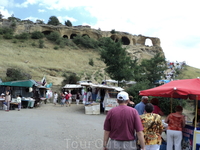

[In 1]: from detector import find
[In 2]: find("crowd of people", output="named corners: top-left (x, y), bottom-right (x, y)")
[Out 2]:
top-left (103, 91), bottom-right (186, 150)
top-left (52, 90), bottom-right (83, 107)
top-left (165, 61), bottom-right (186, 81)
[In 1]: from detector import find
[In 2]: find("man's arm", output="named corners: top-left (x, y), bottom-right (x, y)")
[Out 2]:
top-left (136, 131), bottom-right (145, 150)
top-left (103, 130), bottom-right (110, 149)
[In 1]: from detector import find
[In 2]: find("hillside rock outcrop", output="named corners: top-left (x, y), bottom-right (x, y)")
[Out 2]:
top-left (0, 19), bottom-right (164, 60)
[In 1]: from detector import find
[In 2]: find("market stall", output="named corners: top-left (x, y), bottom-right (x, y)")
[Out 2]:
top-left (0, 79), bottom-right (46, 109)
top-left (80, 83), bottom-right (124, 114)
top-left (63, 84), bottom-right (84, 103)
top-left (139, 78), bottom-right (200, 150)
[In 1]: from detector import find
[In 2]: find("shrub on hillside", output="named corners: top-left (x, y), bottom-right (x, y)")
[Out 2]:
top-left (31, 42), bottom-right (36, 46)
top-left (6, 68), bottom-right (31, 81)
top-left (0, 27), bottom-right (14, 35)
top-left (15, 32), bottom-right (30, 40)
top-left (46, 31), bottom-right (60, 41)
top-left (89, 58), bottom-right (94, 66)
top-left (3, 33), bottom-right (13, 39)
top-left (62, 73), bottom-right (80, 86)
top-left (38, 39), bottom-right (44, 48)
top-left (54, 46), bottom-right (59, 50)
top-left (31, 31), bottom-right (44, 39)
top-left (55, 38), bottom-right (76, 48)
top-left (72, 35), bottom-right (98, 49)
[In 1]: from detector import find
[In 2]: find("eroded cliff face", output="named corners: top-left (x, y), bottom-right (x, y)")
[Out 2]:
top-left (0, 20), bottom-right (164, 60)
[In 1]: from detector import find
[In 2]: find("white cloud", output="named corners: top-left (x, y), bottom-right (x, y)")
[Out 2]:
top-left (16, 0), bottom-right (37, 8)
top-left (0, 0), bottom-right (15, 7)
top-left (24, 16), bottom-right (41, 22)
top-left (0, 6), bottom-right (13, 18)
top-left (38, 9), bottom-right (45, 13)
top-left (57, 16), bottom-right (77, 24)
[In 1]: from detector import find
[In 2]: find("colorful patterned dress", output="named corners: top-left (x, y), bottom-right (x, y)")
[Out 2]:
top-left (140, 113), bottom-right (164, 145)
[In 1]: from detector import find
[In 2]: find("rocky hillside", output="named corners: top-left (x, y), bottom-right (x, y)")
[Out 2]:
top-left (0, 22), bottom-right (166, 85)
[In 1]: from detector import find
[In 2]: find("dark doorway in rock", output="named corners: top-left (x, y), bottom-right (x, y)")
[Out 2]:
top-left (42, 31), bottom-right (52, 35)
top-left (70, 34), bottom-right (77, 39)
top-left (63, 35), bottom-right (68, 38)
top-left (121, 36), bottom-right (130, 45)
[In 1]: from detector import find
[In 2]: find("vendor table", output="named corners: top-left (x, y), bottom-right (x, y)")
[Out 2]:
top-left (10, 102), bottom-right (18, 110)
top-left (182, 124), bottom-right (200, 150)
top-left (85, 103), bottom-right (100, 114)
top-left (0, 98), bottom-right (5, 109)
top-left (21, 98), bottom-right (35, 108)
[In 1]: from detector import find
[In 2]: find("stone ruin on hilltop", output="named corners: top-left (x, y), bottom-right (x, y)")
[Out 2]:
top-left (0, 19), bottom-right (164, 60)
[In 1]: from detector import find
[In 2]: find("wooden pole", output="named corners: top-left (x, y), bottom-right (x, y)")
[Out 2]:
top-left (195, 95), bottom-right (198, 129)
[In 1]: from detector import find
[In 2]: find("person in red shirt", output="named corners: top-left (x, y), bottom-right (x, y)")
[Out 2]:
top-left (150, 98), bottom-right (164, 116)
top-left (103, 91), bottom-right (145, 150)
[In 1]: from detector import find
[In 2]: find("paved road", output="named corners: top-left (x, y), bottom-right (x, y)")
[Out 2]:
top-left (0, 103), bottom-right (106, 150)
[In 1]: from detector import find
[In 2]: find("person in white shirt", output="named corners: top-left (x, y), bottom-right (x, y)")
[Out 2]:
top-left (53, 92), bottom-right (58, 105)
top-left (16, 95), bottom-right (22, 111)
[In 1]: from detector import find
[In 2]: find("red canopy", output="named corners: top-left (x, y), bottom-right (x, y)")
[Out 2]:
top-left (139, 78), bottom-right (200, 100)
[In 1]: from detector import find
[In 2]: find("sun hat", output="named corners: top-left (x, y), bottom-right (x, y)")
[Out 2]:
top-left (117, 91), bottom-right (129, 101)
top-left (64, 92), bottom-right (68, 94)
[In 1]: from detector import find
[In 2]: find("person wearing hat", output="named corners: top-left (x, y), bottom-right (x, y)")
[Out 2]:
top-left (103, 91), bottom-right (145, 150)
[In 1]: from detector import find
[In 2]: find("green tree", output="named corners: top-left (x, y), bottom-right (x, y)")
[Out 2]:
top-left (65, 20), bottom-right (72, 27)
top-left (47, 16), bottom-right (60, 26)
top-left (99, 38), bottom-right (134, 86)
top-left (61, 73), bottom-right (80, 86)
top-left (72, 35), bottom-right (98, 48)
top-left (5, 68), bottom-right (31, 81)
top-left (36, 19), bottom-right (44, 24)
top-left (8, 14), bottom-right (21, 22)
top-left (0, 12), bottom-right (4, 20)
top-left (126, 79), bottom-right (151, 103)
top-left (111, 29), bottom-right (116, 34)
top-left (46, 31), bottom-right (60, 41)
top-left (31, 31), bottom-right (44, 39)
top-left (139, 53), bottom-right (167, 87)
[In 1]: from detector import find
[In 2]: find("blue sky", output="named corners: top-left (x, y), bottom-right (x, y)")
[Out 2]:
top-left (1, 0), bottom-right (200, 69)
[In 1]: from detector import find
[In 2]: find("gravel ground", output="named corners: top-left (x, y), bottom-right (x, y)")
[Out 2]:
top-left (0, 103), bottom-right (106, 150)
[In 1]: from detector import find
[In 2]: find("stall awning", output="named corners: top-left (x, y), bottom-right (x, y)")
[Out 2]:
top-left (63, 84), bottom-right (83, 89)
top-left (0, 79), bottom-right (38, 87)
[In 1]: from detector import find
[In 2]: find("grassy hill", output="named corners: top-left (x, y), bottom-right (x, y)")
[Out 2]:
top-left (0, 38), bottom-right (107, 85)
top-left (176, 65), bottom-right (200, 79)
top-left (0, 37), bottom-right (200, 87)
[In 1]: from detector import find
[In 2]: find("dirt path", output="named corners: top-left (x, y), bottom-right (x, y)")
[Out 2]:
top-left (0, 102), bottom-right (194, 150)
top-left (0, 103), bottom-right (106, 150)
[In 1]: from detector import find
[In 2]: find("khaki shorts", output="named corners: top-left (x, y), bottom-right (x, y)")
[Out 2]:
top-left (107, 139), bottom-right (137, 150)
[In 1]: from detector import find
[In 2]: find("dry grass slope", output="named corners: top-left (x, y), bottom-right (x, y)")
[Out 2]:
top-left (0, 37), bottom-right (200, 86)
top-left (0, 38), bottom-right (106, 85)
